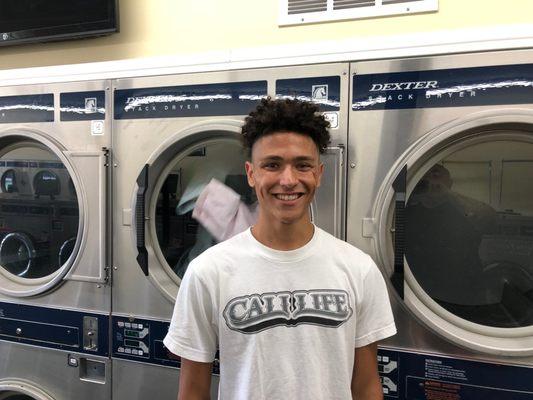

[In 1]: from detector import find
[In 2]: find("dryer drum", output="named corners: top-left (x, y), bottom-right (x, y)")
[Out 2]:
top-left (58, 237), bottom-right (76, 267)
top-left (0, 232), bottom-right (48, 278)
top-left (0, 393), bottom-right (37, 399)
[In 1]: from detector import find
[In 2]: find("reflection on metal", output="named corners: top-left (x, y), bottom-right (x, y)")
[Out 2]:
top-left (351, 96), bottom-right (386, 110)
top-left (124, 95), bottom-right (232, 111)
top-left (275, 94), bottom-right (341, 108)
top-left (33, 170), bottom-right (60, 198)
top-left (426, 80), bottom-right (533, 98)
top-left (0, 232), bottom-right (36, 278)
top-left (0, 104), bottom-right (54, 112)
top-left (0, 169), bottom-right (17, 193)
top-left (58, 106), bottom-right (106, 115)
top-left (58, 237), bottom-right (76, 267)
top-left (124, 94), bottom-right (269, 111)
top-left (238, 95), bottom-right (268, 101)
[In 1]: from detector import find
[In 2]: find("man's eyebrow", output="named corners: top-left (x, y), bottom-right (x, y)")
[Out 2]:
top-left (260, 155), bottom-right (283, 161)
top-left (260, 155), bottom-right (316, 161)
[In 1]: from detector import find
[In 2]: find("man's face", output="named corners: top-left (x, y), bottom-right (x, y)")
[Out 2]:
top-left (245, 131), bottom-right (323, 226)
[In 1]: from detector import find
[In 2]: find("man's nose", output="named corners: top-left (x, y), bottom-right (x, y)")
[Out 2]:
top-left (279, 165), bottom-right (297, 187)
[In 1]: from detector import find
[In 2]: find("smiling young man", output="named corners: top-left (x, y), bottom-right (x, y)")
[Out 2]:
top-left (164, 98), bottom-right (396, 400)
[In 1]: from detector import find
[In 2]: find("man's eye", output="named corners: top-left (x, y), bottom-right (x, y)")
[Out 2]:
top-left (263, 162), bottom-right (279, 169)
top-left (297, 163), bottom-right (312, 170)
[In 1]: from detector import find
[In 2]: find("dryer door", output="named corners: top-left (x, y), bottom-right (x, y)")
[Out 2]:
top-left (0, 132), bottom-right (99, 297)
top-left (132, 126), bottom-right (345, 302)
top-left (0, 381), bottom-right (53, 400)
top-left (376, 125), bottom-right (533, 355)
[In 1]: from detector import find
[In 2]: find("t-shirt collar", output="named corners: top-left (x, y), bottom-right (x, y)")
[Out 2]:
top-left (245, 225), bottom-right (320, 263)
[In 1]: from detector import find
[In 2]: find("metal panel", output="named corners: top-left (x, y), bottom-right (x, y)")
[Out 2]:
top-left (347, 50), bottom-right (533, 367)
top-left (112, 62), bottom-right (349, 319)
top-left (64, 151), bottom-right (107, 283)
top-left (111, 63), bottom-right (349, 400)
top-left (0, 79), bottom-right (111, 341)
top-left (112, 358), bottom-right (220, 400)
top-left (0, 341), bottom-right (111, 400)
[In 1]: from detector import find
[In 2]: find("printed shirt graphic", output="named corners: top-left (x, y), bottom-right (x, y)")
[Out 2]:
top-left (223, 289), bottom-right (353, 334)
top-left (163, 227), bottom-right (396, 400)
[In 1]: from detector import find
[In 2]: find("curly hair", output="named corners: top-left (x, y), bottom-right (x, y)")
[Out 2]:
top-left (241, 97), bottom-right (330, 155)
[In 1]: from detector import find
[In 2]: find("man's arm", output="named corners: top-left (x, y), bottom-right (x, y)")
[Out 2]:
top-left (351, 342), bottom-right (383, 400)
top-left (177, 358), bottom-right (213, 400)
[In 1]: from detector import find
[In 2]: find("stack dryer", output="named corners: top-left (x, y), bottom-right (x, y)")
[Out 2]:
top-left (0, 81), bottom-right (111, 400)
top-left (111, 64), bottom-right (349, 399)
top-left (348, 50), bottom-right (533, 398)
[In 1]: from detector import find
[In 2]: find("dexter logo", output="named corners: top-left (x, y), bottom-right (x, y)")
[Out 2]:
top-left (369, 81), bottom-right (438, 91)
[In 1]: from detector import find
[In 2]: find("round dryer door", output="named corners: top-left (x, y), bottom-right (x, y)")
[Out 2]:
top-left (378, 127), bottom-right (533, 355)
top-left (0, 137), bottom-right (80, 296)
top-left (151, 136), bottom-right (253, 281)
top-left (137, 124), bottom-right (342, 302)
top-left (0, 381), bottom-right (53, 400)
top-left (0, 394), bottom-right (40, 400)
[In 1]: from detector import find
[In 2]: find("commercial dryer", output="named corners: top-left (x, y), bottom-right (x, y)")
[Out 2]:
top-left (0, 81), bottom-right (111, 399)
top-left (348, 50), bottom-right (533, 399)
top-left (111, 64), bottom-right (349, 399)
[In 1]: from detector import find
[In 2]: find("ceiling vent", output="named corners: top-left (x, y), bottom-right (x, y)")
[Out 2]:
top-left (279, 0), bottom-right (438, 25)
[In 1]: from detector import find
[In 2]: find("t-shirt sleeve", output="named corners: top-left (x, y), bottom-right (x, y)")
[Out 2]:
top-left (163, 261), bottom-right (218, 363)
top-left (354, 256), bottom-right (397, 348)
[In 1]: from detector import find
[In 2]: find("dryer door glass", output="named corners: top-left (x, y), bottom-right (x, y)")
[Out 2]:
top-left (0, 144), bottom-right (79, 279)
top-left (0, 394), bottom-right (36, 400)
top-left (405, 140), bottom-right (533, 328)
top-left (155, 138), bottom-right (254, 279)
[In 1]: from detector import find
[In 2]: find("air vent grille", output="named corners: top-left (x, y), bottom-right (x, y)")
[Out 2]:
top-left (280, 0), bottom-right (438, 25)
top-left (382, 0), bottom-right (423, 4)
top-left (288, 0), bottom-right (328, 15)
top-left (334, 1), bottom-right (376, 11)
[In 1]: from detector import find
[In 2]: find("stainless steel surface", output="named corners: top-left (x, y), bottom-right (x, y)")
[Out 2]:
top-left (112, 63), bottom-right (349, 319)
top-left (312, 145), bottom-right (346, 240)
top-left (111, 64), bottom-right (349, 398)
top-left (112, 358), bottom-right (219, 400)
top-left (0, 80), bottom-right (111, 305)
top-left (347, 49), bottom-right (533, 365)
top-left (0, 341), bottom-right (110, 400)
top-left (0, 81), bottom-right (111, 399)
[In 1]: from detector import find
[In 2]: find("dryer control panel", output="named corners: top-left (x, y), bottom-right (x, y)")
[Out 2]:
top-left (0, 301), bottom-right (109, 356)
top-left (378, 347), bottom-right (533, 399)
top-left (112, 316), bottom-right (220, 375)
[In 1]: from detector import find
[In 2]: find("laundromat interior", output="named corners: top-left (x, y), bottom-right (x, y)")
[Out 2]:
top-left (1, 1), bottom-right (533, 399)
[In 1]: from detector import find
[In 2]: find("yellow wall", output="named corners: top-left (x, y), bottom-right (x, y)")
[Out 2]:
top-left (0, 0), bottom-right (532, 70)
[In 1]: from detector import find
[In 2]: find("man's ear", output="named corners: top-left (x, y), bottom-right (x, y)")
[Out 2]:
top-left (245, 161), bottom-right (255, 187)
top-left (316, 162), bottom-right (324, 188)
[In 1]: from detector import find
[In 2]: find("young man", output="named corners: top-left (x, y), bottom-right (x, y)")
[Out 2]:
top-left (164, 98), bottom-right (396, 400)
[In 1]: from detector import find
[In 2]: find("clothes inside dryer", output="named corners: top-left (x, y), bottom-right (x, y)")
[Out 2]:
top-left (0, 143), bottom-right (79, 279)
top-left (404, 139), bottom-right (533, 328)
top-left (154, 138), bottom-right (254, 279)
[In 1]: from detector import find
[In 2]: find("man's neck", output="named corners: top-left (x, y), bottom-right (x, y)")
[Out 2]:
top-left (251, 216), bottom-right (315, 251)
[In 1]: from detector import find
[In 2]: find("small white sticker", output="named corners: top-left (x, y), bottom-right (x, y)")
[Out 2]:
top-left (85, 97), bottom-right (97, 113)
top-left (91, 120), bottom-right (105, 135)
top-left (312, 84), bottom-right (328, 101)
top-left (323, 111), bottom-right (339, 129)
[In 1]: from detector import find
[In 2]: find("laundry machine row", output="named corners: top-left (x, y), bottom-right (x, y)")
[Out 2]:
top-left (2, 50), bottom-right (533, 400)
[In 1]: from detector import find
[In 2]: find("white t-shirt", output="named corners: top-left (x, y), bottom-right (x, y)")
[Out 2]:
top-left (164, 227), bottom-right (396, 400)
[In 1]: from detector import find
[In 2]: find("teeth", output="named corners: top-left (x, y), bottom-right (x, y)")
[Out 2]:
top-left (276, 194), bottom-right (299, 201)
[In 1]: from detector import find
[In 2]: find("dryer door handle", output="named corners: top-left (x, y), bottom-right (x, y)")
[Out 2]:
top-left (135, 164), bottom-right (149, 276)
top-left (391, 165), bottom-right (407, 299)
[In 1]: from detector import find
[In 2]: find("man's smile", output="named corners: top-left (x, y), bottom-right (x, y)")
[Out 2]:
top-left (273, 193), bottom-right (304, 201)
